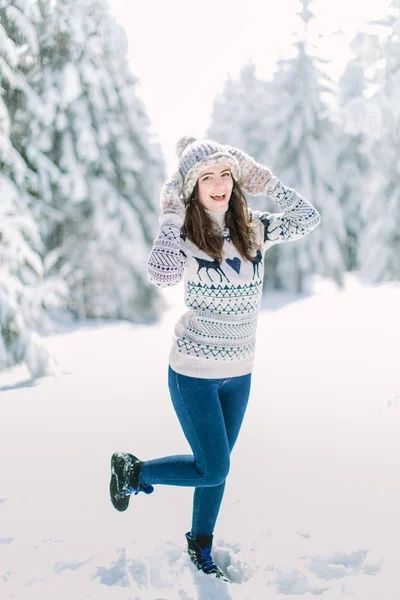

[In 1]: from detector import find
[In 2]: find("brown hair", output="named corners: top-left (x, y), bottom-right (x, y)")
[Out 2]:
top-left (182, 177), bottom-right (261, 263)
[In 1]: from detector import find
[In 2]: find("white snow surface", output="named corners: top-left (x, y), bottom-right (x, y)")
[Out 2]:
top-left (0, 273), bottom-right (399, 600)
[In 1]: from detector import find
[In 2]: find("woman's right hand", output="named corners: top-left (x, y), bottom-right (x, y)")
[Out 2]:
top-left (159, 171), bottom-right (186, 219)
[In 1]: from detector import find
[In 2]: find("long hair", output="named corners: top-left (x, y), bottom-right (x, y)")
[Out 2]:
top-left (182, 177), bottom-right (261, 263)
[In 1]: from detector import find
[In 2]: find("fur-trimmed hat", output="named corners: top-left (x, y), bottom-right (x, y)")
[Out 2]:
top-left (176, 136), bottom-right (241, 199)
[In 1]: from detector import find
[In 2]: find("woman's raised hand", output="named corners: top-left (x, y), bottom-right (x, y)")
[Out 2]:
top-left (226, 145), bottom-right (272, 196)
top-left (159, 171), bottom-right (186, 220)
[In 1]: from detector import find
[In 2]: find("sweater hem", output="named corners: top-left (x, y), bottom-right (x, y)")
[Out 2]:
top-left (169, 348), bottom-right (254, 379)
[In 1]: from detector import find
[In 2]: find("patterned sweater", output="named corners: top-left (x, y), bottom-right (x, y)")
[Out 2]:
top-left (147, 176), bottom-right (321, 379)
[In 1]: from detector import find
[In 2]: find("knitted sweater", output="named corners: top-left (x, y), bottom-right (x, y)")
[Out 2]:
top-left (147, 176), bottom-right (321, 379)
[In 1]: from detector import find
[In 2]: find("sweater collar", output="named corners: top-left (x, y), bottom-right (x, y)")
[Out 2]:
top-left (204, 206), bottom-right (228, 229)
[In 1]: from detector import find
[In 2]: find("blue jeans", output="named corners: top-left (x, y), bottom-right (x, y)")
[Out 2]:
top-left (139, 365), bottom-right (252, 537)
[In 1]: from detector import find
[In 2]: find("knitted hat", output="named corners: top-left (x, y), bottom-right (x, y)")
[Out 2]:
top-left (176, 135), bottom-right (241, 199)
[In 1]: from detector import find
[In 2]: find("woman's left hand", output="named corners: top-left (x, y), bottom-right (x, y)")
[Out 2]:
top-left (226, 145), bottom-right (273, 196)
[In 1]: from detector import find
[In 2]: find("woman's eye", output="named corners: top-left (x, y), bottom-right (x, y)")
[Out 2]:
top-left (202, 173), bottom-right (230, 181)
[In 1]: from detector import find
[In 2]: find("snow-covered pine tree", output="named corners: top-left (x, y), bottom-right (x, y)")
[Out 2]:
top-left (337, 56), bottom-right (369, 272)
top-left (349, 1), bottom-right (400, 283)
top-left (208, 61), bottom-right (273, 165)
top-left (267, 0), bottom-right (347, 292)
top-left (35, 0), bottom-right (165, 321)
top-left (0, 0), bottom-right (65, 376)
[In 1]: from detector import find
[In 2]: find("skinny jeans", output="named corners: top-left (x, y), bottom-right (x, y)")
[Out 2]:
top-left (139, 365), bottom-right (252, 536)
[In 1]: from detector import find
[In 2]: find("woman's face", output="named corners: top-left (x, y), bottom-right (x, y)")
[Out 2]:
top-left (197, 164), bottom-right (233, 212)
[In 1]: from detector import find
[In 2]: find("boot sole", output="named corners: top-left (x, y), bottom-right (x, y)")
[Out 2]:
top-left (110, 453), bottom-right (130, 512)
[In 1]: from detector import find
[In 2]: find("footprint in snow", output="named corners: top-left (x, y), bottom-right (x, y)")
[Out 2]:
top-left (269, 567), bottom-right (330, 595)
top-left (300, 549), bottom-right (382, 580)
top-left (53, 557), bottom-right (93, 574)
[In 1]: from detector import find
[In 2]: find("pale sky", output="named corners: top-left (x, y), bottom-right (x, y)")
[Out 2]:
top-left (108, 0), bottom-right (391, 174)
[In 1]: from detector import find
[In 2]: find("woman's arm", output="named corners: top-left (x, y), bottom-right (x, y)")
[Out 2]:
top-left (226, 145), bottom-right (321, 246)
top-left (146, 172), bottom-right (187, 287)
top-left (253, 176), bottom-right (321, 247)
top-left (146, 213), bottom-right (186, 287)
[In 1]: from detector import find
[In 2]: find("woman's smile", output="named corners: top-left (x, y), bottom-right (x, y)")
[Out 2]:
top-left (210, 192), bottom-right (227, 201)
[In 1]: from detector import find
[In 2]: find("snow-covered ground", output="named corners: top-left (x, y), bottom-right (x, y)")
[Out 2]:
top-left (1, 274), bottom-right (399, 600)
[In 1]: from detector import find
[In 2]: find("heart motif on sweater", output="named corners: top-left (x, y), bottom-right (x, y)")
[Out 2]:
top-left (226, 257), bottom-right (241, 274)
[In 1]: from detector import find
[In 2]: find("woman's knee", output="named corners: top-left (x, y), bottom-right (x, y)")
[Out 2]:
top-left (196, 456), bottom-right (230, 486)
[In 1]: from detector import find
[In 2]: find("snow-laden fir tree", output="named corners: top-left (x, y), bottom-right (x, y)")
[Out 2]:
top-left (208, 61), bottom-right (274, 165)
top-left (35, 0), bottom-right (165, 321)
top-left (1, 0), bottom-right (166, 376)
top-left (267, 0), bottom-right (347, 292)
top-left (348, 1), bottom-right (400, 283)
top-left (0, 0), bottom-right (66, 376)
top-left (336, 55), bottom-right (370, 273)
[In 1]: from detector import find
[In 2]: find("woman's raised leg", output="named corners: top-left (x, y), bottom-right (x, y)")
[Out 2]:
top-left (139, 366), bottom-right (231, 488)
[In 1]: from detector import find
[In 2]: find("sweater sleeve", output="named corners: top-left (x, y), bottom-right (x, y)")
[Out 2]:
top-left (250, 176), bottom-right (321, 249)
top-left (146, 212), bottom-right (187, 287)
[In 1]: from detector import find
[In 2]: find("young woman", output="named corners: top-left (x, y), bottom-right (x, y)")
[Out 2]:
top-left (110, 136), bottom-right (321, 582)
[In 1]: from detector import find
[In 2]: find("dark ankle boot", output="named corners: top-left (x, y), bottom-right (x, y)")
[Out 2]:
top-left (110, 452), bottom-right (154, 512)
top-left (185, 531), bottom-right (229, 582)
